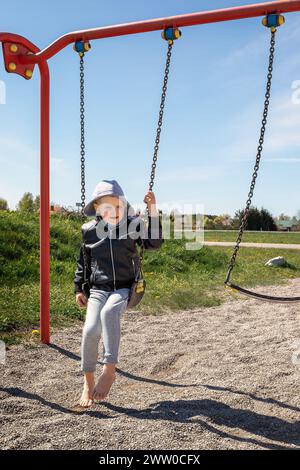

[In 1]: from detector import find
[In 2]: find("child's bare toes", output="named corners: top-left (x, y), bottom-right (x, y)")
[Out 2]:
top-left (79, 397), bottom-right (93, 408)
top-left (93, 371), bottom-right (116, 401)
top-left (79, 384), bottom-right (94, 408)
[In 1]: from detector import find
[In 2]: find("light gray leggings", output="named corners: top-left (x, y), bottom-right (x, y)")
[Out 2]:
top-left (80, 287), bottom-right (130, 372)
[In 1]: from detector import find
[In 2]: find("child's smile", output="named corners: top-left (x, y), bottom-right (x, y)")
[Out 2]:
top-left (93, 195), bottom-right (126, 225)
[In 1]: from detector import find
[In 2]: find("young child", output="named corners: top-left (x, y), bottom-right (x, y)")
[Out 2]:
top-left (74, 179), bottom-right (164, 407)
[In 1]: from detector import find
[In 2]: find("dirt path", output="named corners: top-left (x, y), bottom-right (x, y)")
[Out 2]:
top-left (1, 279), bottom-right (300, 450)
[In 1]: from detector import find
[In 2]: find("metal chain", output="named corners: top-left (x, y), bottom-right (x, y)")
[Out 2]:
top-left (148, 41), bottom-right (173, 195)
top-left (139, 41), bottom-right (174, 269)
top-left (225, 30), bottom-right (276, 284)
top-left (78, 53), bottom-right (90, 287)
top-left (80, 55), bottom-right (87, 221)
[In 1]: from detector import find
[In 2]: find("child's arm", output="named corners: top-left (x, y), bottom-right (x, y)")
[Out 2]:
top-left (74, 222), bottom-right (92, 295)
top-left (136, 191), bottom-right (164, 250)
top-left (74, 243), bottom-right (88, 308)
top-left (74, 243), bottom-right (85, 294)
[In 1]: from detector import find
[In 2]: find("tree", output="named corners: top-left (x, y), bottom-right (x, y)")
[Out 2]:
top-left (0, 198), bottom-right (8, 211)
top-left (33, 195), bottom-right (40, 212)
top-left (204, 216), bottom-right (215, 230)
top-left (291, 216), bottom-right (298, 224)
top-left (215, 214), bottom-right (234, 229)
top-left (233, 206), bottom-right (276, 231)
top-left (16, 192), bottom-right (34, 212)
top-left (278, 213), bottom-right (290, 221)
top-left (260, 207), bottom-right (277, 231)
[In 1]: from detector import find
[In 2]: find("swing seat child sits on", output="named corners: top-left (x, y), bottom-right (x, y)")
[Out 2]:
top-left (74, 179), bottom-right (164, 408)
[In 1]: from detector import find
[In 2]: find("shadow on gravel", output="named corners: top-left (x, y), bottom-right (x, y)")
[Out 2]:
top-left (203, 384), bottom-right (300, 413)
top-left (1, 387), bottom-right (299, 450)
top-left (104, 398), bottom-right (300, 450)
top-left (0, 387), bottom-right (110, 418)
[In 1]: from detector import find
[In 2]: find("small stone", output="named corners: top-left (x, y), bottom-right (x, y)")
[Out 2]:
top-left (265, 256), bottom-right (288, 267)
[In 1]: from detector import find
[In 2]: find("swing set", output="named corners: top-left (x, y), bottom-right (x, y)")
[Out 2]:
top-left (1, 1), bottom-right (300, 344)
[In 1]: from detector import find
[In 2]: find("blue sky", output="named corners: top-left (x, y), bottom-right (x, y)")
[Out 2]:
top-left (1, 0), bottom-right (300, 217)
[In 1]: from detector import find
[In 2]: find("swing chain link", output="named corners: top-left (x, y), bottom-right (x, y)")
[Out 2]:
top-left (148, 41), bottom-right (173, 195)
top-left (140, 41), bottom-right (174, 267)
top-left (225, 29), bottom-right (276, 284)
top-left (80, 55), bottom-right (87, 221)
top-left (78, 54), bottom-right (90, 286)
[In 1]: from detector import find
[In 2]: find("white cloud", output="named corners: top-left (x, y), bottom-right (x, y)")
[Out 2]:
top-left (50, 157), bottom-right (68, 176)
top-left (221, 32), bottom-right (266, 66)
top-left (158, 164), bottom-right (226, 183)
top-left (0, 136), bottom-right (37, 162)
top-left (264, 157), bottom-right (300, 163)
top-left (222, 91), bottom-right (300, 162)
top-left (221, 16), bottom-right (300, 67)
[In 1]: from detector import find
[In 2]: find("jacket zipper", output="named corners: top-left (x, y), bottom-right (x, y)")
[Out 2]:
top-left (109, 230), bottom-right (116, 291)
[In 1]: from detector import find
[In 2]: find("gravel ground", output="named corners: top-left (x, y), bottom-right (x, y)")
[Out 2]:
top-left (1, 278), bottom-right (300, 450)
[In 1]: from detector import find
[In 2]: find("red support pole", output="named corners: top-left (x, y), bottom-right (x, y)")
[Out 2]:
top-left (39, 61), bottom-right (50, 344)
top-left (0, 33), bottom-right (51, 344)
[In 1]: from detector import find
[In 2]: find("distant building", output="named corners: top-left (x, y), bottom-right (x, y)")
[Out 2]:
top-left (276, 220), bottom-right (299, 232)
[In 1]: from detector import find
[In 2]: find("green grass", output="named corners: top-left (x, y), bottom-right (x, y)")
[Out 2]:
top-left (1, 211), bottom-right (300, 345)
top-left (202, 230), bottom-right (300, 244)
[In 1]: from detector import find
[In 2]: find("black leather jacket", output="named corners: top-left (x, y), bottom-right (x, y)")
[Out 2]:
top-left (74, 214), bottom-right (164, 294)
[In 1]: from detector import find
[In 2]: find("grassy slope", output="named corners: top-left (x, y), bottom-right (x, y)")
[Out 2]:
top-left (199, 230), bottom-right (300, 244)
top-left (0, 211), bottom-right (299, 344)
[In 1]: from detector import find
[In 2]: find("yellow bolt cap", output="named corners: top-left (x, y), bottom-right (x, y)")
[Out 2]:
top-left (25, 69), bottom-right (33, 78)
top-left (10, 44), bottom-right (18, 53)
top-left (8, 62), bottom-right (17, 71)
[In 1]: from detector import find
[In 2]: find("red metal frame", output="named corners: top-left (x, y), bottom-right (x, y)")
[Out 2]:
top-left (1, 1), bottom-right (300, 344)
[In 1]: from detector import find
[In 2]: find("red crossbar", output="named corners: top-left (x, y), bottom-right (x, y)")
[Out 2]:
top-left (17, 0), bottom-right (300, 64)
top-left (1, 1), bottom-right (300, 344)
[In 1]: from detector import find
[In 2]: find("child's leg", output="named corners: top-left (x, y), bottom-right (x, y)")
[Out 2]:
top-left (80, 289), bottom-right (110, 372)
top-left (93, 288), bottom-right (130, 400)
top-left (100, 288), bottom-right (130, 365)
top-left (79, 289), bottom-right (110, 407)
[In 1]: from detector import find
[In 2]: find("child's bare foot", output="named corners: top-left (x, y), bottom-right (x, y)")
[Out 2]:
top-left (79, 372), bottom-right (95, 408)
top-left (93, 364), bottom-right (116, 401)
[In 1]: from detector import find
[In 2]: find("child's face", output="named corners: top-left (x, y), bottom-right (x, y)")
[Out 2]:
top-left (93, 195), bottom-right (126, 225)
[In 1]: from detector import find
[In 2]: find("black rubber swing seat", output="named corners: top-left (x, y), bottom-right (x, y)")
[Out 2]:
top-left (225, 282), bottom-right (300, 303)
top-left (224, 20), bottom-right (300, 305)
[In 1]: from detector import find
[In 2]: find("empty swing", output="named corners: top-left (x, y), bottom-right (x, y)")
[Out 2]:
top-left (224, 14), bottom-right (300, 303)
